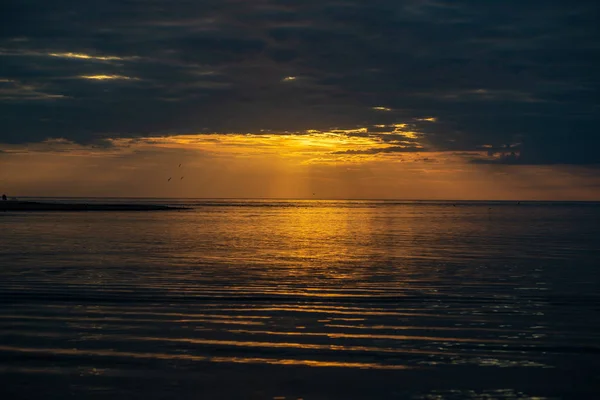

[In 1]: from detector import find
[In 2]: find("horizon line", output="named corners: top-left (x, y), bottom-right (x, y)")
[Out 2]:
top-left (11, 196), bottom-right (600, 203)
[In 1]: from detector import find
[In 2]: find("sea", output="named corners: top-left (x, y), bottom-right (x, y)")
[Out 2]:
top-left (1, 199), bottom-right (599, 399)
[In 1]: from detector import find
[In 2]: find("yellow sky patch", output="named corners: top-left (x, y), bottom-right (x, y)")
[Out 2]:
top-left (48, 52), bottom-right (125, 61)
top-left (2, 133), bottom-right (599, 200)
top-left (78, 74), bottom-right (136, 80)
top-left (113, 131), bottom-right (422, 165)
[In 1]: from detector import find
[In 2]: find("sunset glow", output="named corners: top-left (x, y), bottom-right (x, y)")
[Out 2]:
top-left (1, 2), bottom-right (599, 398)
top-left (2, 129), bottom-right (598, 200)
top-left (0, 0), bottom-right (598, 200)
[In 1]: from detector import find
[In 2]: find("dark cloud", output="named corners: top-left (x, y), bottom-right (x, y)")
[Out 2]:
top-left (1, 0), bottom-right (599, 164)
top-left (472, 134), bottom-right (600, 165)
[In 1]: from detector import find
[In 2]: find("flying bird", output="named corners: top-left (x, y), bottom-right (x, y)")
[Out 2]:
top-left (179, 164), bottom-right (181, 167)
top-left (168, 177), bottom-right (172, 182)
top-left (180, 176), bottom-right (184, 180)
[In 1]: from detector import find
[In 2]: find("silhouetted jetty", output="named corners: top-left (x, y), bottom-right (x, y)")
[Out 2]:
top-left (1, 201), bottom-right (188, 212)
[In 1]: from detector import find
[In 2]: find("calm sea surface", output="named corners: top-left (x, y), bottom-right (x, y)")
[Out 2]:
top-left (1, 200), bottom-right (599, 399)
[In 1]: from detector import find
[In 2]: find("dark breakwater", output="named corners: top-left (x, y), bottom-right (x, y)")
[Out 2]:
top-left (1, 201), bottom-right (188, 212)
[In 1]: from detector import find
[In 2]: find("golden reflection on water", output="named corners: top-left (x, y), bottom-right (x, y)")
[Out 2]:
top-left (268, 204), bottom-right (363, 273)
top-left (0, 345), bottom-right (411, 370)
top-left (225, 329), bottom-right (508, 344)
top-left (159, 201), bottom-right (430, 289)
top-left (1, 201), bottom-right (595, 396)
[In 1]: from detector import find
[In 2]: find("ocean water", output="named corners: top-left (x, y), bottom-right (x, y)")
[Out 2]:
top-left (1, 199), bottom-right (599, 399)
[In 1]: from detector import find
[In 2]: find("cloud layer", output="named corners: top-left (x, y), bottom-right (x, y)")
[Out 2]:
top-left (1, 0), bottom-right (599, 164)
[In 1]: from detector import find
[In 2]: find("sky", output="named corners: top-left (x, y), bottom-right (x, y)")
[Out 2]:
top-left (1, 0), bottom-right (599, 199)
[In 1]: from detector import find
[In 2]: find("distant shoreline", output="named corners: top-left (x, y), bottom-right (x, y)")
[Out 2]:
top-left (10, 196), bottom-right (600, 203)
top-left (1, 201), bottom-right (189, 212)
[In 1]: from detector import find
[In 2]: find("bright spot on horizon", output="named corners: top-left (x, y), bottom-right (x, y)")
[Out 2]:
top-left (282, 76), bottom-right (297, 82)
top-left (372, 106), bottom-right (392, 111)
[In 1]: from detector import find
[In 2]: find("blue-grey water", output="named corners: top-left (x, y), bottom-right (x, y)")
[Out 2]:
top-left (1, 200), bottom-right (599, 399)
